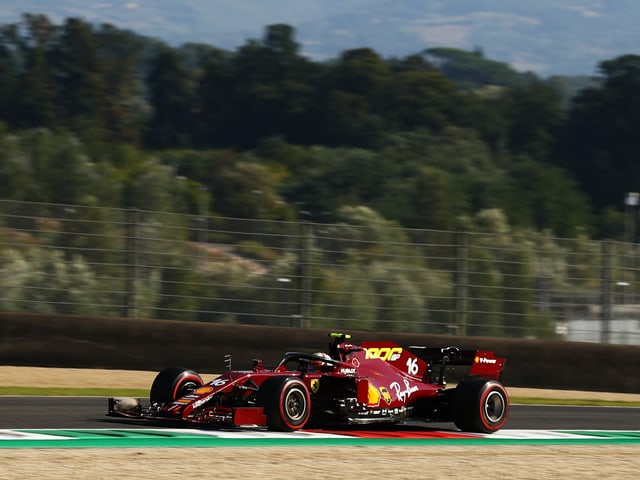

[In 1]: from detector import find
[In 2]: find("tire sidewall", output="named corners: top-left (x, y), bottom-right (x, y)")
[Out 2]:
top-left (476, 380), bottom-right (509, 432)
top-left (277, 378), bottom-right (311, 430)
top-left (259, 376), bottom-right (311, 431)
top-left (150, 367), bottom-right (203, 404)
top-left (454, 376), bottom-right (509, 433)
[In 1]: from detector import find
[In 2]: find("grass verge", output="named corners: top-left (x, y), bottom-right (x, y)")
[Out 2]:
top-left (0, 387), bottom-right (148, 397)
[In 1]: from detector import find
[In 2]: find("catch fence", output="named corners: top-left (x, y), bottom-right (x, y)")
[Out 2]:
top-left (1, 199), bottom-right (639, 344)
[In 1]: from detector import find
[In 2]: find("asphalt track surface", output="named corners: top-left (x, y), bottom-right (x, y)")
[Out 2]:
top-left (1, 396), bottom-right (640, 430)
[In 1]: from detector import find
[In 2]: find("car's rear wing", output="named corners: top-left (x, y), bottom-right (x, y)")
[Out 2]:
top-left (409, 346), bottom-right (505, 381)
top-left (328, 333), bottom-right (505, 383)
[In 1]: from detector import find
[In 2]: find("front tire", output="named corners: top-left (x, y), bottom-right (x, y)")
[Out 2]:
top-left (453, 376), bottom-right (509, 433)
top-left (150, 367), bottom-right (203, 405)
top-left (258, 376), bottom-right (311, 431)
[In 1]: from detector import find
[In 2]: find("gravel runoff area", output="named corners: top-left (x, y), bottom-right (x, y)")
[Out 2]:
top-left (2, 445), bottom-right (639, 480)
top-left (1, 366), bottom-right (639, 480)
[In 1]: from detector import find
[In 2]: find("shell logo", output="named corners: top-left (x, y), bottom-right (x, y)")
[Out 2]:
top-left (194, 386), bottom-right (214, 395)
top-left (367, 385), bottom-right (392, 406)
top-left (367, 384), bottom-right (381, 406)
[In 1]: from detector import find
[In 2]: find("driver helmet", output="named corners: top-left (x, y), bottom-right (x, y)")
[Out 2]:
top-left (312, 352), bottom-right (332, 366)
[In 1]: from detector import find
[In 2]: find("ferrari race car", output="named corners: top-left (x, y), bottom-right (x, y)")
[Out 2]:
top-left (108, 333), bottom-right (509, 433)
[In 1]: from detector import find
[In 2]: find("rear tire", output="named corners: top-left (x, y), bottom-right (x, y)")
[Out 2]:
top-left (258, 376), bottom-right (311, 431)
top-left (453, 376), bottom-right (509, 433)
top-left (150, 367), bottom-right (203, 404)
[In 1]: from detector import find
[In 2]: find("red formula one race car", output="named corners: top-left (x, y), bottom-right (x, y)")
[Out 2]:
top-left (108, 333), bottom-right (509, 433)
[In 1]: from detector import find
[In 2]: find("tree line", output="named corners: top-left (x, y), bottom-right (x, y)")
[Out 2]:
top-left (1, 14), bottom-right (640, 239)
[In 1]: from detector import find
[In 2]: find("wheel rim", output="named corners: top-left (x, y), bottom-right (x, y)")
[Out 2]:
top-left (284, 388), bottom-right (307, 421)
top-left (484, 390), bottom-right (506, 423)
top-left (178, 381), bottom-right (199, 397)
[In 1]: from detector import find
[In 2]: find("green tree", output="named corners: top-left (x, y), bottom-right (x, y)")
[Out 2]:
top-left (312, 263), bottom-right (378, 331)
top-left (53, 18), bottom-right (105, 126)
top-left (386, 70), bottom-right (459, 131)
top-left (498, 80), bottom-right (564, 161)
top-left (318, 205), bottom-right (408, 263)
top-left (0, 129), bottom-right (103, 205)
top-left (284, 147), bottom-right (394, 219)
top-left (94, 24), bottom-right (147, 144)
top-left (0, 41), bottom-right (17, 122)
top-left (0, 130), bottom-right (34, 200)
top-left (9, 14), bottom-right (58, 128)
top-left (412, 166), bottom-right (451, 230)
top-left (367, 261), bottom-right (426, 332)
top-left (0, 247), bottom-right (102, 315)
top-left (193, 47), bottom-right (234, 147)
top-left (322, 48), bottom-right (390, 146)
top-left (146, 44), bottom-right (195, 148)
top-left (556, 55), bottom-right (640, 213)
top-left (375, 164), bottom-right (451, 230)
top-left (219, 24), bottom-right (319, 147)
top-left (212, 161), bottom-right (290, 220)
top-left (465, 210), bottom-right (558, 338)
top-left (502, 157), bottom-right (592, 237)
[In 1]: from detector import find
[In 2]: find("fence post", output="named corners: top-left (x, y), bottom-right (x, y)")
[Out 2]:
top-left (600, 240), bottom-right (613, 343)
top-left (298, 218), bottom-right (312, 328)
top-left (455, 230), bottom-right (468, 336)
top-left (123, 208), bottom-right (138, 318)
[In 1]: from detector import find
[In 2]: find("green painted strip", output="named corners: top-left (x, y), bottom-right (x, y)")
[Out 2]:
top-left (1, 437), bottom-right (640, 449)
top-left (23, 429), bottom-right (180, 439)
top-left (1, 430), bottom-right (640, 448)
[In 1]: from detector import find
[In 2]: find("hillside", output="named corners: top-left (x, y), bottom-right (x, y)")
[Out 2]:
top-left (2, 0), bottom-right (640, 75)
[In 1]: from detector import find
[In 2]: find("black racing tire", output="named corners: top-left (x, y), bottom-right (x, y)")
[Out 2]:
top-left (258, 376), bottom-right (311, 431)
top-left (453, 376), bottom-right (509, 434)
top-left (149, 367), bottom-right (203, 405)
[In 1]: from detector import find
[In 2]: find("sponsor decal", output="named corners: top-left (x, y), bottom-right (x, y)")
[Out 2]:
top-left (379, 386), bottom-right (392, 405)
top-left (475, 356), bottom-right (497, 364)
top-left (339, 368), bottom-right (356, 375)
top-left (194, 386), bottom-right (214, 395)
top-left (367, 384), bottom-right (381, 406)
top-left (356, 407), bottom-right (400, 417)
top-left (390, 379), bottom-right (418, 402)
top-left (191, 393), bottom-right (215, 410)
top-left (310, 379), bottom-right (320, 394)
top-left (364, 347), bottom-right (403, 362)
